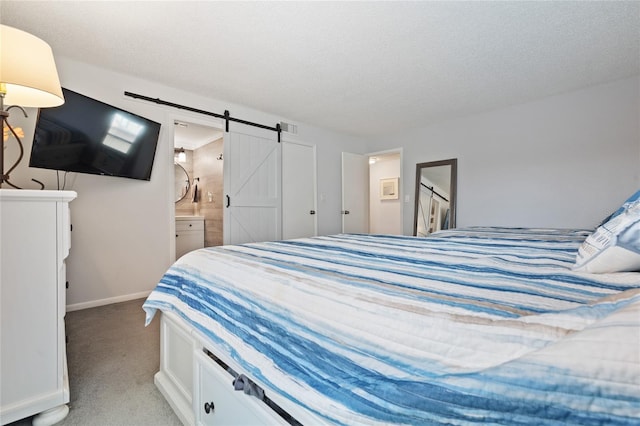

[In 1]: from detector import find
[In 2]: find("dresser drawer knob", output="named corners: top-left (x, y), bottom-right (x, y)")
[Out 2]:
top-left (204, 401), bottom-right (215, 414)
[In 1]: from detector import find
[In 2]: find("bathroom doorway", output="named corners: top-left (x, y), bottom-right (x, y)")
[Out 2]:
top-left (173, 118), bottom-right (225, 250)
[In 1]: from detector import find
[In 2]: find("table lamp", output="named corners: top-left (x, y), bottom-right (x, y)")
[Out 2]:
top-left (0, 24), bottom-right (64, 189)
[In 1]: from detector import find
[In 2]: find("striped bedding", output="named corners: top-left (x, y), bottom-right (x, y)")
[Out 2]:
top-left (143, 227), bottom-right (640, 425)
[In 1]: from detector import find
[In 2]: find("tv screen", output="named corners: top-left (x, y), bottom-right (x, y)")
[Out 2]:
top-left (30, 88), bottom-right (161, 181)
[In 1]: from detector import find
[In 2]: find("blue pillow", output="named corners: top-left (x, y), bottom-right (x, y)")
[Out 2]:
top-left (574, 190), bottom-right (640, 273)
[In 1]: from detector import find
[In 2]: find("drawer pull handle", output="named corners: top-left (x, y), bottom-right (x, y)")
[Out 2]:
top-left (204, 401), bottom-right (215, 414)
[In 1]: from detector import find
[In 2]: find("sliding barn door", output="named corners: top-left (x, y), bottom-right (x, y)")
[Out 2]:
top-left (223, 125), bottom-right (281, 245)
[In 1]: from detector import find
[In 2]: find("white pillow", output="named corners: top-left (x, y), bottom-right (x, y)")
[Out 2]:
top-left (573, 193), bottom-right (640, 273)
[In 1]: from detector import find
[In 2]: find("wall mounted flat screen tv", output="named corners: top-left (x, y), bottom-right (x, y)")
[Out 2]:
top-left (30, 88), bottom-right (161, 181)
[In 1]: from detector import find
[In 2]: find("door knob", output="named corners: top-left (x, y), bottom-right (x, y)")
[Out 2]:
top-left (310, 210), bottom-right (316, 215)
top-left (342, 210), bottom-right (350, 215)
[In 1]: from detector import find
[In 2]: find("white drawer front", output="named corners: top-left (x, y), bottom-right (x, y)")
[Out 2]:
top-left (176, 219), bottom-right (204, 232)
top-left (194, 350), bottom-right (287, 426)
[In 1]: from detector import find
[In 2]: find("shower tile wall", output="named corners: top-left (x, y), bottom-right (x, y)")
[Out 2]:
top-left (193, 138), bottom-right (224, 247)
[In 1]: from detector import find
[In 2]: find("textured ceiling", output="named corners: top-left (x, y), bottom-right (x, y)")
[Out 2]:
top-left (1, 1), bottom-right (639, 137)
top-left (174, 120), bottom-right (223, 150)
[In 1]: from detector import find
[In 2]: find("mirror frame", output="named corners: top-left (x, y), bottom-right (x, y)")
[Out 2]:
top-left (174, 162), bottom-right (191, 203)
top-left (413, 158), bottom-right (457, 236)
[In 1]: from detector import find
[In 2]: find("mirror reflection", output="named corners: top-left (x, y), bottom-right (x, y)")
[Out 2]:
top-left (174, 162), bottom-right (191, 203)
top-left (414, 158), bottom-right (457, 236)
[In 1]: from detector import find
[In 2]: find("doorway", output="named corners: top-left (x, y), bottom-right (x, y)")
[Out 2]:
top-left (368, 151), bottom-right (402, 234)
top-left (342, 148), bottom-right (403, 234)
top-left (173, 118), bottom-right (225, 250)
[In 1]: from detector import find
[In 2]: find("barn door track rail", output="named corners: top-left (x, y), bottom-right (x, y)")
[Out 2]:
top-left (421, 183), bottom-right (449, 202)
top-left (124, 91), bottom-right (282, 142)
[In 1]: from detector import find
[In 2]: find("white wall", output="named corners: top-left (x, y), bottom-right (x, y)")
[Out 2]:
top-left (369, 154), bottom-right (402, 234)
top-left (7, 57), bottom-right (365, 309)
top-left (366, 76), bottom-right (640, 234)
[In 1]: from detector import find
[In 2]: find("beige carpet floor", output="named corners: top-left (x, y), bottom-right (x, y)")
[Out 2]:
top-left (8, 298), bottom-right (181, 426)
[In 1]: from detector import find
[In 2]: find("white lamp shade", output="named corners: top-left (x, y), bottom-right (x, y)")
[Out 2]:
top-left (0, 25), bottom-right (64, 107)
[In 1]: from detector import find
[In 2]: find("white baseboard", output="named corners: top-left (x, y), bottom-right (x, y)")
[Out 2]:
top-left (66, 291), bottom-right (152, 312)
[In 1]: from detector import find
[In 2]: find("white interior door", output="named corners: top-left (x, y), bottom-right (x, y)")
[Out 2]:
top-left (282, 141), bottom-right (317, 239)
top-left (341, 152), bottom-right (369, 233)
top-left (223, 126), bottom-right (281, 245)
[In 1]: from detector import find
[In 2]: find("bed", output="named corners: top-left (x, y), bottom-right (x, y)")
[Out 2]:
top-left (143, 199), bottom-right (640, 425)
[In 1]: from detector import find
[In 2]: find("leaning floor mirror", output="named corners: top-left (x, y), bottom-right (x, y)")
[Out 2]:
top-left (413, 158), bottom-right (457, 236)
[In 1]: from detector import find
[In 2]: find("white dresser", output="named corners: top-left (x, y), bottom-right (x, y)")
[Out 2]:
top-left (0, 189), bottom-right (77, 425)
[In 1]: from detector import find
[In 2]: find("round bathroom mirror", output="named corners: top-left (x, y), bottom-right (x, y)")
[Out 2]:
top-left (175, 162), bottom-right (190, 203)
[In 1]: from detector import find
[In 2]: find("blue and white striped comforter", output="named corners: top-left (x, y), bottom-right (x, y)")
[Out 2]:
top-left (143, 227), bottom-right (640, 425)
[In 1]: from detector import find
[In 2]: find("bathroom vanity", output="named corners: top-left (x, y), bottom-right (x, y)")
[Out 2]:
top-left (175, 216), bottom-right (204, 259)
